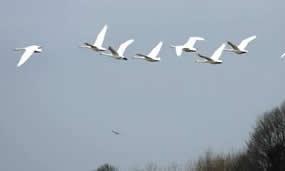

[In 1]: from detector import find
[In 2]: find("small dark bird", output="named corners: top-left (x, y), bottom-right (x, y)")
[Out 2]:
top-left (112, 130), bottom-right (120, 135)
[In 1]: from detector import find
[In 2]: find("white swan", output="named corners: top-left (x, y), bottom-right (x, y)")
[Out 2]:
top-left (133, 41), bottom-right (163, 62)
top-left (195, 43), bottom-right (226, 64)
top-left (171, 37), bottom-right (205, 56)
top-left (14, 45), bottom-right (42, 67)
top-left (80, 25), bottom-right (108, 52)
top-left (100, 39), bottom-right (134, 60)
top-left (225, 35), bottom-right (256, 54)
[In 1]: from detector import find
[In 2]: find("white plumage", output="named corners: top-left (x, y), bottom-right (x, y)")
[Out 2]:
top-left (225, 35), bottom-right (256, 54)
top-left (100, 39), bottom-right (134, 60)
top-left (171, 37), bottom-right (205, 56)
top-left (80, 25), bottom-right (108, 52)
top-left (196, 43), bottom-right (226, 64)
top-left (134, 41), bottom-right (163, 62)
top-left (14, 45), bottom-right (42, 67)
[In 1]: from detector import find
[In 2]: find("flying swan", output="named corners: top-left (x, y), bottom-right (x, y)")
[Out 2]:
top-left (171, 37), bottom-right (205, 56)
top-left (14, 45), bottom-right (42, 67)
top-left (195, 43), bottom-right (226, 64)
top-left (225, 35), bottom-right (256, 54)
top-left (133, 41), bottom-right (163, 62)
top-left (100, 39), bottom-right (134, 60)
top-left (80, 25), bottom-right (108, 52)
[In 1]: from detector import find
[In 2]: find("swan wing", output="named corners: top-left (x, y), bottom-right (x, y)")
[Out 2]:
top-left (93, 25), bottom-right (108, 47)
top-left (184, 37), bottom-right (205, 48)
top-left (238, 35), bottom-right (256, 50)
top-left (211, 43), bottom-right (226, 61)
top-left (147, 41), bottom-right (163, 58)
top-left (17, 48), bottom-right (35, 67)
top-left (117, 39), bottom-right (134, 56)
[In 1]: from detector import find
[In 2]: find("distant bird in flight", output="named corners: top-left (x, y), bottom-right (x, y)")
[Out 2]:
top-left (225, 35), bottom-right (256, 54)
top-left (195, 43), bottom-right (226, 64)
top-left (281, 53), bottom-right (285, 60)
top-left (14, 45), bottom-right (42, 67)
top-left (100, 39), bottom-right (134, 60)
top-left (112, 130), bottom-right (120, 135)
top-left (171, 37), bottom-right (205, 56)
top-left (80, 25), bottom-right (108, 52)
top-left (133, 41), bottom-right (163, 62)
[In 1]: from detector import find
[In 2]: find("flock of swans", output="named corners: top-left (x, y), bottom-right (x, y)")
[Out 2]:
top-left (14, 24), bottom-right (283, 67)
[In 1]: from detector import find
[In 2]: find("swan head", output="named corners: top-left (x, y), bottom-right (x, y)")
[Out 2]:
top-left (35, 46), bottom-right (43, 53)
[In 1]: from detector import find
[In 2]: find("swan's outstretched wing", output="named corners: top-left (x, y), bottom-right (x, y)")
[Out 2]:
top-left (17, 49), bottom-right (35, 67)
top-left (238, 35), bottom-right (256, 50)
top-left (93, 25), bottom-right (108, 47)
top-left (117, 39), bottom-right (134, 56)
top-left (147, 41), bottom-right (163, 58)
top-left (184, 37), bottom-right (205, 48)
top-left (108, 46), bottom-right (119, 56)
top-left (211, 43), bottom-right (226, 61)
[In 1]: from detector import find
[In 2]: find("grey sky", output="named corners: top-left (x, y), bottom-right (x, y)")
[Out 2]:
top-left (0, 0), bottom-right (285, 170)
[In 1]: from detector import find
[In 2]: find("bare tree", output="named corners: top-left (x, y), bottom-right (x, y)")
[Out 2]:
top-left (247, 101), bottom-right (285, 171)
top-left (96, 163), bottom-right (118, 171)
top-left (144, 162), bottom-right (158, 171)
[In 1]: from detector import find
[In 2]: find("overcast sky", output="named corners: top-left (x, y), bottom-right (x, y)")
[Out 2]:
top-left (0, 0), bottom-right (285, 170)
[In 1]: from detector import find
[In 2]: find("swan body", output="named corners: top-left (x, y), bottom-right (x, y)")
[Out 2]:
top-left (134, 41), bottom-right (163, 62)
top-left (225, 35), bottom-right (256, 54)
top-left (195, 43), bottom-right (226, 64)
top-left (14, 45), bottom-right (42, 67)
top-left (171, 37), bottom-right (205, 56)
top-left (100, 39), bottom-right (134, 60)
top-left (80, 25), bottom-right (108, 52)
